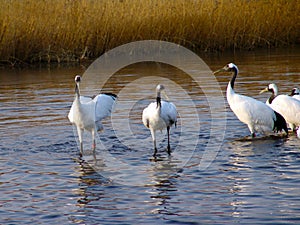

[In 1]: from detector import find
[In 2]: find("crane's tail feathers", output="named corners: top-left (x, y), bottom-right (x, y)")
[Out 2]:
top-left (273, 111), bottom-right (288, 136)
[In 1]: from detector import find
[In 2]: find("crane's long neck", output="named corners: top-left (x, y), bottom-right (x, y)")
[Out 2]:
top-left (156, 91), bottom-right (162, 113)
top-left (230, 67), bottom-right (238, 90)
top-left (75, 83), bottom-right (81, 105)
top-left (268, 90), bottom-right (276, 104)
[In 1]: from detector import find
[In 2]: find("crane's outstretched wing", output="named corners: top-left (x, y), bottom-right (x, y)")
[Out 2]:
top-left (94, 93), bottom-right (117, 121)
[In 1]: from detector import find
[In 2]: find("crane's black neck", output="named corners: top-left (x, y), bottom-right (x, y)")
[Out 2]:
top-left (156, 89), bottom-right (162, 109)
top-left (268, 89), bottom-right (276, 104)
top-left (75, 83), bottom-right (80, 98)
top-left (230, 67), bottom-right (238, 90)
top-left (156, 96), bottom-right (161, 109)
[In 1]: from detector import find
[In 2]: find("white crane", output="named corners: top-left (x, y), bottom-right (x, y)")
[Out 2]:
top-left (289, 88), bottom-right (300, 101)
top-left (214, 63), bottom-right (288, 137)
top-left (68, 75), bottom-right (117, 156)
top-left (142, 84), bottom-right (177, 156)
top-left (260, 83), bottom-right (300, 131)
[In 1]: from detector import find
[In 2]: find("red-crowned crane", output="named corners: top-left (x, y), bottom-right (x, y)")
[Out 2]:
top-left (142, 84), bottom-right (177, 156)
top-left (68, 75), bottom-right (117, 156)
top-left (214, 63), bottom-right (288, 137)
top-left (260, 83), bottom-right (300, 131)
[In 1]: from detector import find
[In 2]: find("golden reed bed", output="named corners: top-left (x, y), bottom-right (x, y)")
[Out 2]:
top-left (0, 0), bottom-right (299, 64)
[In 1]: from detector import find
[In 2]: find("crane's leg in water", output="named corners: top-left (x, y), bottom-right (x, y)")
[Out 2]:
top-left (167, 126), bottom-right (171, 155)
top-left (77, 127), bottom-right (84, 157)
top-left (150, 129), bottom-right (157, 157)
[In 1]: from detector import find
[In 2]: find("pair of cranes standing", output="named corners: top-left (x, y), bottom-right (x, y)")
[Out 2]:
top-left (68, 63), bottom-right (300, 157)
top-left (68, 75), bottom-right (176, 157)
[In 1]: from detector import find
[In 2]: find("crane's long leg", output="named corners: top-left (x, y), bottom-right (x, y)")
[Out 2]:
top-left (167, 126), bottom-right (171, 155)
top-left (150, 129), bottom-right (157, 157)
top-left (92, 130), bottom-right (97, 162)
top-left (91, 129), bottom-right (96, 153)
top-left (77, 127), bottom-right (84, 157)
top-left (153, 140), bottom-right (157, 157)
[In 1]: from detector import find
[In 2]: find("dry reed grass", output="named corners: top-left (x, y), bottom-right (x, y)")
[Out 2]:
top-left (0, 0), bottom-right (299, 64)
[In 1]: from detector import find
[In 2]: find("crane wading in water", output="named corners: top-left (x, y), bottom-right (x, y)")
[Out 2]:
top-left (260, 83), bottom-right (300, 131)
top-left (214, 63), bottom-right (288, 137)
top-left (68, 75), bottom-right (117, 156)
top-left (142, 84), bottom-right (177, 157)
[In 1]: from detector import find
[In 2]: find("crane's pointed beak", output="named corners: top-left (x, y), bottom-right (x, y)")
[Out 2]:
top-left (213, 68), bottom-right (225, 75)
top-left (161, 90), bottom-right (170, 101)
top-left (259, 87), bottom-right (269, 94)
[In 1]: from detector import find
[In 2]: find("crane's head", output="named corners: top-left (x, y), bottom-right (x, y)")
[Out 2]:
top-left (289, 87), bottom-right (300, 96)
top-left (74, 75), bottom-right (82, 97)
top-left (259, 83), bottom-right (279, 96)
top-left (156, 84), bottom-right (169, 101)
top-left (213, 63), bottom-right (239, 74)
top-left (156, 84), bottom-right (165, 92)
top-left (75, 75), bottom-right (81, 83)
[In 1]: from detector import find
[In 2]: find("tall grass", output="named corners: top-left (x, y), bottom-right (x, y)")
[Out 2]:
top-left (0, 0), bottom-right (299, 64)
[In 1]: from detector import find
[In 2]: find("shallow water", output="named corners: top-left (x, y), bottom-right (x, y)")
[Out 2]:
top-left (1, 48), bottom-right (300, 224)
